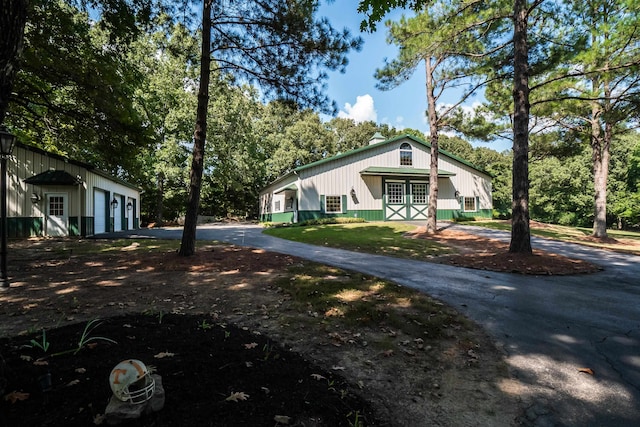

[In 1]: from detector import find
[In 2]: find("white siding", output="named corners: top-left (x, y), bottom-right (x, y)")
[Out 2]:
top-left (260, 136), bottom-right (492, 218)
top-left (7, 143), bottom-right (141, 236)
top-left (296, 138), bottom-right (491, 212)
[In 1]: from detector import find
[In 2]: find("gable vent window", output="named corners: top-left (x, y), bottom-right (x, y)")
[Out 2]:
top-left (400, 143), bottom-right (412, 166)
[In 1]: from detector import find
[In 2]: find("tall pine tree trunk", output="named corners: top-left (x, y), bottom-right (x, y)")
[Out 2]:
top-left (425, 57), bottom-right (439, 234)
top-left (591, 104), bottom-right (610, 239)
top-left (509, 0), bottom-right (532, 254)
top-left (591, 72), bottom-right (610, 239)
top-left (179, 0), bottom-right (212, 256)
top-left (0, 0), bottom-right (28, 124)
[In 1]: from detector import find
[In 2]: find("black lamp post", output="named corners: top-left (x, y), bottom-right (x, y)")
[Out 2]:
top-left (0, 127), bottom-right (17, 290)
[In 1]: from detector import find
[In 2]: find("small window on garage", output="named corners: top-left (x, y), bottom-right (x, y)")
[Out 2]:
top-left (49, 196), bottom-right (64, 216)
top-left (463, 196), bottom-right (477, 212)
top-left (411, 183), bottom-right (427, 204)
top-left (325, 195), bottom-right (342, 213)
top-left (400, 143), bottom-right (412, 166)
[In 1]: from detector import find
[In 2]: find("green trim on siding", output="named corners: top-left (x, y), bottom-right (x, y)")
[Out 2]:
top-left (8, 217), bottom-right (43, 238)
top-left (69, 217), bottom-right (79, 236)
top-left (261, 208), bottom-right (491, 224)
top-left (82, 217), bottom-right (94, 236)
top-left (262, 212), bottom-right (295, 223)
top-left (439, 208), bottom-right (492, 220)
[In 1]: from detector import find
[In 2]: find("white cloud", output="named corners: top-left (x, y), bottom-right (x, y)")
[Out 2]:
top-left (338, 94), bottom-right (377, 123)
top-left (437, 101), bottom-right (483, 116)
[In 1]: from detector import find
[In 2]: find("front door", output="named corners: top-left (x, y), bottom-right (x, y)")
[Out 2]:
top-left (385, 181), bottom-right (407, 220)
top-left (46, 193), bottom-right (68, 236)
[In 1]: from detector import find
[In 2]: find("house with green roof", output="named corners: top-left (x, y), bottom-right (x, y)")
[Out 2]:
top-left (259, 133), bottom-right (493, 223)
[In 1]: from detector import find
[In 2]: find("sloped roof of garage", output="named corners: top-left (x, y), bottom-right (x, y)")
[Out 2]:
top-left (17, 142), bottom-right (140, 191)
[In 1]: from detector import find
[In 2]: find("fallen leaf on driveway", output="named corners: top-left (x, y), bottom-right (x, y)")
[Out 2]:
top-left (274, 415), bottom-right (291, 424)
top-left (154, 351), bottom-right (175, 359)
top-left (225, 391), bottom-right (249, 402)
top-left (311, 374), bottom-right (326, 381)
top-left (244, 342), bottom-right (258, 349)
top-left (4, 391), bottom-right (30, 404)
top-left (578, 368), bottom-right (595, 375)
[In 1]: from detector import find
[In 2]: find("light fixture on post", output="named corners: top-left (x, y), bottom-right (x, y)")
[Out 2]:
top-left (0, 127), bottom-right (17, 290)
top-left (454, 190), bottom-right (460, 199)
top-left (30, 193), bottom-right (40, 203)
top-left (110, 197), bottom-right (118, 232)
top-left (126, 201), bottom-right (133, 211)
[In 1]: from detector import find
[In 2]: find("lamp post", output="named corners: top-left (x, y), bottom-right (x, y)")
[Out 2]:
top-left (0, 127), bottom-right (17, 290)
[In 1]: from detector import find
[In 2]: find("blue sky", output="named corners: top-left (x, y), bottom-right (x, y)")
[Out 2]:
top-left (318, 2), bottom-right (509, 152)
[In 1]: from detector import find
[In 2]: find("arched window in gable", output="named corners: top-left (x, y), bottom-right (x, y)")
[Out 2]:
top-left (400, 143), bottom-right (412, 166)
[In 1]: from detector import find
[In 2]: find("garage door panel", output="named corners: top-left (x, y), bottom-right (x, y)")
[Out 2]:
top-left (94, 189), bottom-right (106, 234)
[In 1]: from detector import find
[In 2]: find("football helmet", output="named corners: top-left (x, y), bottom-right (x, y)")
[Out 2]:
top-left (109, 359), bottom-right (155, 404)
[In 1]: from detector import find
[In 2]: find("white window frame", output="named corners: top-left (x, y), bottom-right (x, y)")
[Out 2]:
top-left (463, 196), bottom-right (477, 212)
top-left (411, 183), bottom-right (428, 204)
top-left (325, 195), bottom-right (342, 213)
top-left (387, 182), bottom-right (405, 204)
top-left (399, 143), bottom-right (412, 166)
top-left (274, 200), bottom-right (281, 212)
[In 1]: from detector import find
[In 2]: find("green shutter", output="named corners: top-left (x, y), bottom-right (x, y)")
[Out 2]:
top-left (105, 191), bottom-right (111, 232)
top-left (120, 195), bottom-right (126, 230)
top-left (320, 195), bottom-right (325, 213)
top-left (133, 199), bottom-right (138, 229)
top-left (341, 195), bottom-right (347, 213)
top-left (475, 196), bottom-right (479, 212)
top-left (459, 195), bottom-right (463, 210)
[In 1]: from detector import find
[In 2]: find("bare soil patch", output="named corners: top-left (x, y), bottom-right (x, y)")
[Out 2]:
top-left (406, 227), bottom-right (602, 275)
top-left (0, 226), bottom-right (600, 426)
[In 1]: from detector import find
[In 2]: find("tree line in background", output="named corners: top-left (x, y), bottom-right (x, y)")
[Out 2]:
top-left (2, 0), bottom-right (640, 245)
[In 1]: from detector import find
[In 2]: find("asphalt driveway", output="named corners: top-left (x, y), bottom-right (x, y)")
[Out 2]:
top-left (106, 223), bottom-right (640, 426)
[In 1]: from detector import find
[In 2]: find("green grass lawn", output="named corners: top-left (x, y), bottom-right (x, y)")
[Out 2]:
top-left (264, 219), bottom-right (640, 257)
top-left (263, 222), bottom-right (453, 260)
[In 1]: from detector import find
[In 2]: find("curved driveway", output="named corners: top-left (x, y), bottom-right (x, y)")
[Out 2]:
top-left (113, 223), bottom-right (640, 426)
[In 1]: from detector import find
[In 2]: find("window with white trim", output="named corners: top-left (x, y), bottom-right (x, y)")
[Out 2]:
top-left (463, 196), bottom-right (477, 212)
top-left (49, 196), bottom-right (64, 216)
top-left (325, 195), bottom-right (342, 213)
top-left (400, 142), bottom-right (412, 166)
top-left (412, 183), bottom-right (427, 204)
top-left (387, 182), bottom-right (404, 204)
top-left (274, 200), bottom-right (281, 212)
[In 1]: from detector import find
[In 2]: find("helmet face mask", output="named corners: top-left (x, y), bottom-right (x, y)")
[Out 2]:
top-left (109, 359), bottom-right (156, 404)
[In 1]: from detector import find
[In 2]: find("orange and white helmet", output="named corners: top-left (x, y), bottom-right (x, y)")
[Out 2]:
top-left (109, 359), bottom-right (155, 404)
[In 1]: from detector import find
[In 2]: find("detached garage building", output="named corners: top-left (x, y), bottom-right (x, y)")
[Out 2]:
top-left (6, 142), bottom-right (140, 237)
top-left (259, 133), bottom-right (492, 223)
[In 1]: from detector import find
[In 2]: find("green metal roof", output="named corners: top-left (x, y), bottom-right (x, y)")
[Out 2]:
top-left (360, 166), bottom-right (456, 177)
top-left (294, 134), bottom-right (491, 176)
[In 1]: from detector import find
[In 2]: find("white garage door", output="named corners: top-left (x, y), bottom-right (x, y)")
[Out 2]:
top-left (94, 189), bottom-right (106, 234)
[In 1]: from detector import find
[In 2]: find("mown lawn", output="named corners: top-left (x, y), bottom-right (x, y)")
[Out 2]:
top-left (263, 222), bottom-right (453, 259)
